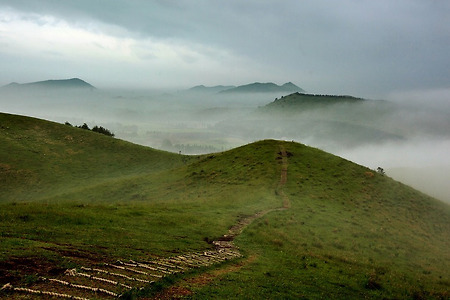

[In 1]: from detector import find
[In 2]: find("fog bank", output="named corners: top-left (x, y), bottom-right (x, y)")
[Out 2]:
top-left (334, 138), bottom-right (450, 203)
top-left (1, 87), bottom-right (449, 203)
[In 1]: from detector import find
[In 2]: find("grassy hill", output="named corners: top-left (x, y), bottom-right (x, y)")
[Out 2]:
top-left (0, 112), bottom-right (449, 299)
top-left (0, 113), bottom-right (190, 202)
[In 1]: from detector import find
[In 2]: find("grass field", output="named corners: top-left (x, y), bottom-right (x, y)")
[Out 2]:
top-left (1, 112), bottom-right (449, 299)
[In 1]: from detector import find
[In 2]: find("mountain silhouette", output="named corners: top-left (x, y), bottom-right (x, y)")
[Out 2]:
top-left (2, 78), bottom-right (96, 90)
top-left (220, 82), bottom-right (305, 94)
top-left (188, 85), bottom-right (235, 93)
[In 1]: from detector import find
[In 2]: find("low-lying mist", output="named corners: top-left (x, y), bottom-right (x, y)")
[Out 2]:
top-left (1, 87), bottom-right (449, 203)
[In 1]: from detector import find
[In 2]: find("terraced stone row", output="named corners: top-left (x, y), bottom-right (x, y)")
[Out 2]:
top-left (1, 248), bottom-right (242, 299)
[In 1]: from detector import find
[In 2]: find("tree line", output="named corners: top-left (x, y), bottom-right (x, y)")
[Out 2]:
top-left (65, 122), bottom-right (115, 137)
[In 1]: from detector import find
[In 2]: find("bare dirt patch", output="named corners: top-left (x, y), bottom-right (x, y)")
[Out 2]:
top-left (151, 286), bottom-right (193, 299)
top-left (0, 257), bottom-right (64, 285)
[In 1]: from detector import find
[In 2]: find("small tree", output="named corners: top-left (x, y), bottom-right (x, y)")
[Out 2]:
top-left (74, 123), bottom-right (114, 137)
top-left (92, 125), bottom-right (115, 137)
top-left (78, 123), bottom-right (90, 130)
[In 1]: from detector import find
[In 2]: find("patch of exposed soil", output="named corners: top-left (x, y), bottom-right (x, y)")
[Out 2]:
top-left (41, 245), bottom-right (109, 263)
top-left (0, 257), bottom-right (64, 285)
top-left (0, 244), bottom-right (110, 286)
top-left (152, 286), bottom-right (193, 299)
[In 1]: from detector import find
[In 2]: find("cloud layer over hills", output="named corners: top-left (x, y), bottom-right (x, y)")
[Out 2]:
top-left (0, 1), bottom-right (449, 98)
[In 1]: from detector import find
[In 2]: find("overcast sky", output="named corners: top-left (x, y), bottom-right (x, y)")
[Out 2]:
top-left (0, 0), bottom-right (449, 98)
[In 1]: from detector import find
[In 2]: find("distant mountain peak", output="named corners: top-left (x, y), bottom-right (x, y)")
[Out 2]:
top-left (282, 82), bottom-right (297, 87)
top-left (2, 78), bottom-right (96, 90)
top-left (187, 85), bottom-right (235, 93)
top-left (220, 82), bottom-right (305, 94)
top-left (3, 82), bottom-right (20, 88)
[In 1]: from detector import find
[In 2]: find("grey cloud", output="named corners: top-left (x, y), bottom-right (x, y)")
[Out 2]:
top-left (0, 0), bottom-right (449, 96)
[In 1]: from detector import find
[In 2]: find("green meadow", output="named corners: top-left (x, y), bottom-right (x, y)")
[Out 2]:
top-left (1, 112), bottom-right (449, 299)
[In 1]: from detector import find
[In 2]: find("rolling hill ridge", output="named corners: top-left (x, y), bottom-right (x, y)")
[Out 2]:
top-left (0, 112), bottom-right (449, 299)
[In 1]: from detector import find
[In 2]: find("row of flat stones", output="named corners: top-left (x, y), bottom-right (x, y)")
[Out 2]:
top-left (1, 248), bottom-right (242, 299)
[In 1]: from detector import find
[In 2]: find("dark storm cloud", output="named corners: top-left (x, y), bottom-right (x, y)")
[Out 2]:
top-left (0, 0), bottom-right (449, 96)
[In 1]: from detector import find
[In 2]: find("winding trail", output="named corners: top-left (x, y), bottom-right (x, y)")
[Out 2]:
top-left (213, 144), bottom-right (290, 250)
top-left (157, 144), bottom-right (291, 299)
top-left (2, 144), bottom-right (291, 299)
top-left (279, 145), bottom-right (291, 209)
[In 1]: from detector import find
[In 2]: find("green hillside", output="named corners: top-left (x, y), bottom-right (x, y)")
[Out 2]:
top-left (0, 113), bottom-right (449, 299)
top-left (0, 112), bottom-right (190, 202)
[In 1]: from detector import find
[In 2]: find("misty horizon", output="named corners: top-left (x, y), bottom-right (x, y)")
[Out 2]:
top-left (1, 82), bottom-right (449, 203)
